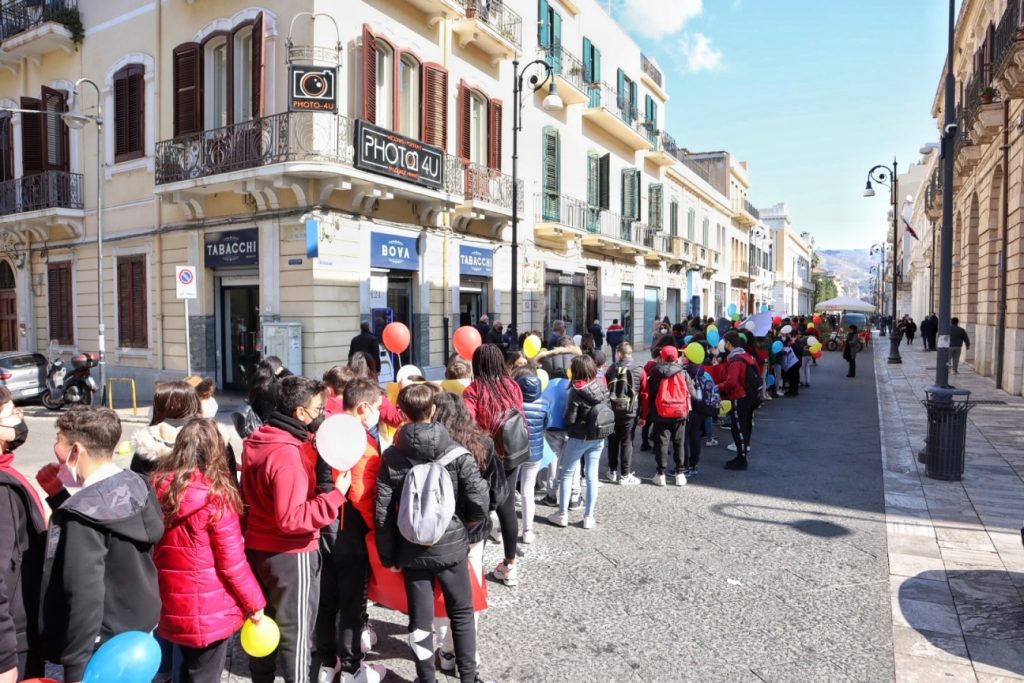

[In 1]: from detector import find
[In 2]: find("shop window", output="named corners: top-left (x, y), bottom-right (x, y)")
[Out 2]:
top-left (117, 255), bottom-right (147, 348)
top-left (48, 262), bottom-right (73, 345)
top-left (113, 64), bottom-right (145, 162)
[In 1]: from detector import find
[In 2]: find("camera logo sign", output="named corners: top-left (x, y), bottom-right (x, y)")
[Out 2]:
top-left (289, 65), bottom-right (337, 111)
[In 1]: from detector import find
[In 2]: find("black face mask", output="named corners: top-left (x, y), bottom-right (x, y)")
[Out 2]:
top-left (307, 413), bottom-right (326, 434)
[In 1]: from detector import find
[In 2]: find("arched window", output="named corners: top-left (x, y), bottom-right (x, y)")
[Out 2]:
top-left (374, 40), bottom-right (394, 129)
top-left (0, 261), bottom-right (14, 289)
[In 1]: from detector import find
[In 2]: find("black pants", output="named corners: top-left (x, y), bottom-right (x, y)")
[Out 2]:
top-left (683, 416), bottom-right (703, 469)
top-left (495, 465), bottom-right (519, 561)
top-left (641, 420), bottom-right (652, 448)
top-left (179, 638), bottom-right (229, 683)
top-left (653, 420), bottom-right (685, 475)
top-left (728, 404), bottom-right (747, 456)
top-left (315, 551), bottom-right (370, 674)
top-left (405, 558), bottom-right (476, 683)
top-left (906, 332), bottom-right (915, 344)
top-left (247, 549), bottom-right (322, 683)
top-left (784, 365), bottom-right (801, 395)
top-left (738, 397), bottom-right (756, 450)
top-left (607, 414), bottom-right (637, 475)
top-left (847, 357), bottom-right (857, 377)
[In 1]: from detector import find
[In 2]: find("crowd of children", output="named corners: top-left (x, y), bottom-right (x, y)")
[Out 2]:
top-left (0, 314), bottom-right (823, 683)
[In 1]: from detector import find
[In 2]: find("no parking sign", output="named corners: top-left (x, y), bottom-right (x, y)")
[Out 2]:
top-left (176, 266), bottom-right (197, 299)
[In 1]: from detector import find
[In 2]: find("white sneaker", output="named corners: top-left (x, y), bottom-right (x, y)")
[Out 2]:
top-left (522, 529), bottom-right (535, 544)
top-left (360, 624), bottom-right (378, 652)
top-left (319, 662), bottom-right (341, 683)
top-left (652, 473), bottom-right (666, 486)
top-left (605, 470), bottom-right (619, 483)
top-left (583, 516), bottom-right (596, 529)
top-left (547, 510), bottom-right (568, 527)
top-left (488, 511), bottom-right (501, 543)
top-left (618, 473), bottom-right (641, 486)
top-left (705, 438), bottom-right (719, 446)
top-left (674, 472), bottom-right (687, 487)
top-left (349, 663), bottom-right (387, 683)
top-left (726, 444), bottom-right (751, 453)
top-left (493, 560), bottom-right (519, 587)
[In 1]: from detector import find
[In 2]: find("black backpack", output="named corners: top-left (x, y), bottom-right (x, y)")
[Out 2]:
top-left (586, 401), bottom-right (616, 440)
top-left (492, 408), bottom-right (531, 468)
top-left (742, 359), bottom-right (763, 399)
top-left (607, 365), bottom-right (636, 414)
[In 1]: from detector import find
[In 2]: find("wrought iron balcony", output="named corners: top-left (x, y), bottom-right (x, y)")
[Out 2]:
top-left (640, 53), bottom-right (663, 89)
top-left (463, 161), bottom-right (521, 212)
top-left (583, 82), bottom-right (650, 151)
top-left (535, 192), bottom-right (588, 230)
top-left (0, 0), bottom-right (78, 42)
top-left (0, 171), bottom-right (83, 215)
top-left (539, 43), bottom-right (588, 105)
top-left (452, 0), bottom-right (522, 54)
top-left (744, 199), bottom-right (760, 220)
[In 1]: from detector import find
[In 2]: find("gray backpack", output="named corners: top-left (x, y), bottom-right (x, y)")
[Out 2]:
top-left (397, 447), bottom-right (468, 546)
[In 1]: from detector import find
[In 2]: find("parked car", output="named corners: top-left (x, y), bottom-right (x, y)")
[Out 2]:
top-left (0, 351), bottom-right (48, 401)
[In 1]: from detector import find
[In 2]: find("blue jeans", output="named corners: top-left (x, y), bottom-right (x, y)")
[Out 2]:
top-left (559, 438), bottom-right (603, 516)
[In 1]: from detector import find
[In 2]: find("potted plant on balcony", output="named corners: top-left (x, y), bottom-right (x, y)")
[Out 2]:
top-left (568, 63), bottom-right (583, 77)
top-left (980, 85), bottom-right (998, 105)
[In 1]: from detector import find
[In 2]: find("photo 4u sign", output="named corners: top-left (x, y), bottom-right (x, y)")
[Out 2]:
top-left (354, 120), bottom-right (444, 190)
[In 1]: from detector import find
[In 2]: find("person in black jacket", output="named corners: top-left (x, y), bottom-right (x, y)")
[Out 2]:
top-left (604, 342), bottom-right (643, 485)
top-left (588, 320), bottom-right (604, 351)
top-left (0, 388), bottom-right (43, 681)
top-left (348, 322), bottom-right (382, 372)
top-left (35, 406), bottom-right (164, 683)
top-left (375, 384), bottom-right (488, 683)
top-left (638, 345), bottom-right (688, 487)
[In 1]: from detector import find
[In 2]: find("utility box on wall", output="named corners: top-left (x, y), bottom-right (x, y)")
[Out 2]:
top-left (262, 322), bottom-right (302, 373)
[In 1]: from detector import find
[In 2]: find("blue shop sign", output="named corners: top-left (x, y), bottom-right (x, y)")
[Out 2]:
top-left (205, 228), bottom-right (259, 268)
top-left (371, 232), bottom-right (419, 271)
top-left (459, 245), bottom-right (494, 277)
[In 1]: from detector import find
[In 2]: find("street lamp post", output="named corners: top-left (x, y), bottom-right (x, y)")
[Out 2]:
top-left (869, 244), bottom-right (886, 335)
top-left (746, 226), bottom-right (764, 315)
top-left (865, 165), bottom-right (901, 363)
top-left (510, 59), bottom-right (563, 345)
top-left (62, 78), bottom-right (105, 403)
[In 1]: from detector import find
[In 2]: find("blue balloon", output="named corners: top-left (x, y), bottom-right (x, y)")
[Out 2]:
top-left (766, 373), bottom-right (776, 386)
top-left (761, 304), bottom-right (770, 312)
top-left (727, 303), bottom-right (738, 316)
top-left (707, 329), bottom-right (721, 346)
top-left (771, 340), bottom-right (783, 354)
top-left (84, 631), bottom-right (161, 683)
top-left (684, 335), bottom-right (693, 344)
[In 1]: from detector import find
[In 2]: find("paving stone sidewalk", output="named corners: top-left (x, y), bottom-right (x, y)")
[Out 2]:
top-left (874, 334), bottom-right (1024, 682)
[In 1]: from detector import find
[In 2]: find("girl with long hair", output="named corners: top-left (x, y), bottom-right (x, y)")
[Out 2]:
top-left (131, 381), bottom-right (201, 476)
top-left (462, 344), bottom-right (524, 587)
top-left (152, 418), bottom-right (265, 683)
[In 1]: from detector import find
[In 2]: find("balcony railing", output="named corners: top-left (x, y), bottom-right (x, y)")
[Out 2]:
top-left (743, 199), bottom-right (760, 220)
top-left (0, 171), bottom-right (83, 215)
top-left (536, 191), bottom-right (587, 227)
top-left (642, 229), bottom-right (670, 253)
top-left (640, 53), bottom-right (663, 89)
top-left (540, 43), bottom-right (586, 94)
top-left (463, 162), bottom-right (521, 212)
top-left (587, 81), bottom-right (638, 126)
top-left (660, 131), bottom-right (679, 156)
top-left (994, 0), bottom-right (1022, 80)
top-left (0, 0), bottom-right (77, 42)
top-left (455, 0), bottom-right (522, 50)
top-left (673, 150), bottom-right (714, 186)
top-left (963, 72), bottom-right (980, 129)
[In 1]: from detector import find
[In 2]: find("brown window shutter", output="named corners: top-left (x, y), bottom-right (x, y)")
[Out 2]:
top-left (0, 114), bottom-right (12, 182)
top-left (129, 68), bottom-right (144, 156)
top-left (362, 25), bottom-right (377, 122)
top-left (117, 259), bottom-right (129, 344)
top-left (47, 263), bottom-right (72, 345)
top-left (41, 86), bottom-right (68, 172)
top-left (118, 255), bottom-right (147, 347)
top-left (132, 258), bottom-right (147, 346)
top-left (420, 62), bottom-right (448, 148)
top-left (19, 98), bottom-right (42, 176)
top-left (487, 99), bottom-right (502, 170)
top-left (113, 70), bottom-right (129, 157)
top-left (458, 81), bottom-right (471, 162)
top-left (251, 12), bottom-right (265, 118)
top-left (172, 42), bottom-right (202, 136)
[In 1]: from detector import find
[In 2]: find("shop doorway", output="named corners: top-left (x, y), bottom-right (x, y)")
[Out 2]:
top-left (459, 280), bottom-right (489, 328)
top-left (388, 275), bottom-right (413, 366)
top-left (0, 262), bottom-right (15, 352)
top-left (643, 286), bottom-right (660, 343)
top-left (585, 268), bottom-right (599, 331)
top-left (221, 285), bottom-right (260, 391)
top-left (545, 274), bottom-right (585, 338)
top-left (667, 288), bottom-right (680, 325)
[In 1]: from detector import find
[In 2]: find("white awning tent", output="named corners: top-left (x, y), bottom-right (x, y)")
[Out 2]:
top-left (815, 295), bottom-right (876, 313)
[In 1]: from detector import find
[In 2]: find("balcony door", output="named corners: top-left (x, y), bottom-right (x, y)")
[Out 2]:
top-left (0, 262), bottom-right (15, 352)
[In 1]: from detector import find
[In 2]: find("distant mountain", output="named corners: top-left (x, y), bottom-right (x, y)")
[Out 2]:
top-left (818, 249), bottom-right (877, 300)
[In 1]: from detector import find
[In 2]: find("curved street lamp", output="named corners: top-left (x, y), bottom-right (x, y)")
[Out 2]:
top-left (510, 59), bottom-right (563, 343)
top-left (864, 158), bottom-right (901, 366)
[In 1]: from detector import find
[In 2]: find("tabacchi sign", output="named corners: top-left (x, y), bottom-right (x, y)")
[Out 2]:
top-left (354, 120), bottom-right (444, 190)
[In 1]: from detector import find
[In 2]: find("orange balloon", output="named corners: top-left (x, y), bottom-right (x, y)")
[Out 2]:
top-left (812, 315), bottom-right (822, 325)
top-left (453, 326), bottom-right (482, 360)
top-left (382, 322), bottom-right (411, 354)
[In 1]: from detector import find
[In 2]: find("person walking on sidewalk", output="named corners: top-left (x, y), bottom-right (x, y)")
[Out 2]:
top-left (637, 346), bottom-right (690, 487)
top-left (843, 325), bottom-right (864, 378)
top-left (919, 314), bottom-right (935, 351)
top-left (905, 317), bottom-right (917, 345)
top-left (949, 317), bottom-right (971, 374)
top-left (708, 332), bottom-right (757, 471)
top-left (604, 342), bottom-right (643, 486)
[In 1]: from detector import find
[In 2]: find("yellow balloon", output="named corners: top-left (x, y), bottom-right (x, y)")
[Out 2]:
top-left (241, 617), bottom-right (280, 658)
top-left (523, 334), bottom-right (542, 359)
top-left (706, 324), bottom-right (718, 334)
top-left (720, 399), bottom-right (733, 415)
top-left (807, 322), bottom-right (816, 329)
top-left (536, 368), bottom-right (550, 392)
top-left (115, 440), bottom-right (133, 456)
top-left (683, 342), bottom-right (706, 365)
top-left (809, 342), bottom-right (822, 354)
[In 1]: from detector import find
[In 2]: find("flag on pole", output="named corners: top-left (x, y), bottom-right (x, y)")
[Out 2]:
top-left (901, 199), bottom-right (920, 240)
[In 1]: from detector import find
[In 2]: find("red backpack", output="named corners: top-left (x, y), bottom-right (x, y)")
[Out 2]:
top-left (655, 371), bottom-right (690, 419)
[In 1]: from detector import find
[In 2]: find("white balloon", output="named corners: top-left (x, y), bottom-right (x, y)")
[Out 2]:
top-left (744, 321), bottom-right (757, 332)
top-left (780, 325), bottom-right (793, 335)
top-left (572, 334), bottom-right (583, 346)
top-left (717, 339), bottom-right (726, 352)
top-left (316, 414), bottom-right (367, 472)
top-left (395, 364), bottom-right (422, 383)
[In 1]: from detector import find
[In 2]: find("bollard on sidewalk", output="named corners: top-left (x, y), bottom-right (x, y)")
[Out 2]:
top-left (920, 387), bottom-right (973, 481)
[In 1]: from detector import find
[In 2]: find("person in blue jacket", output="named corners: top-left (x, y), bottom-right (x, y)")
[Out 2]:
top-left (512, 369), bottom-right (550, 546)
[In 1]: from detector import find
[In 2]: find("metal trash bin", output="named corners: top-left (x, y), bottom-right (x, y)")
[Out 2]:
top-left (921, 387), bottom-right (973, 481)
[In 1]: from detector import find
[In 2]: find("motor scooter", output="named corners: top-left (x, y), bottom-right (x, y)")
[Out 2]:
top-left (40, 341), bottom-right (99, 410)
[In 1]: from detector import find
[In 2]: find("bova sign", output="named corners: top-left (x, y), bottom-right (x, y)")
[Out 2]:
top-left (355, 120), bottom-right (444, 190)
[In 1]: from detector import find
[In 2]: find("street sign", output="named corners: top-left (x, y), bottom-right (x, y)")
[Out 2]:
top-left (176, 266), bottom-right (197, 300)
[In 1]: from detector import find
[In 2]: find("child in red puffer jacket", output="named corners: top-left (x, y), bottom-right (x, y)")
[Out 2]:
top-left (152, 418), bottom-right (266, 682)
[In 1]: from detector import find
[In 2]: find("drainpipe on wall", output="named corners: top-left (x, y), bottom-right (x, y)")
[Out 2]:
top-left (995, 100), bottom-right (1010, 388)
top-left (154, 0), bottom-right (165, 373)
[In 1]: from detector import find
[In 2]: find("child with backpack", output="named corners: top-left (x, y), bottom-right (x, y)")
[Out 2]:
top-left (374, 384), bottom-right (489, 683)
top-left (709, 332), bottom-right (759, 470)
top-left (683, 359), bottom-right (720, 476)
top-left (548, 355), bottom-right (614, 529)
top-left (604, 342), bottom-right (642, 485)
top-left (638, 346), bottom-right (690, 487)
top-left (512, 368), bottom-right (550, 544)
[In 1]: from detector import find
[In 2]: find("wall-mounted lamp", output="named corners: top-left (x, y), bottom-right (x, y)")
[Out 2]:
top-left (32, 273), bottom-right (44, 298)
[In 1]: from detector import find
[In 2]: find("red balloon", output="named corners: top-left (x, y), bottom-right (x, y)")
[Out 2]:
top-left (453, 326), bottom-right (482, 360)
top-left (23, 679), bottom-right (59, 683)
top-left (812, 315), bottom-right (822, 325)
top-left (772, 316), bottom-right (782, 325)
top-left (382, 322), bottom-right (411, 354)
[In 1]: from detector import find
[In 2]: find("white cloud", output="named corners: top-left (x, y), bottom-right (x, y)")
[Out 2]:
top-left (619, 0), bottom-right (703, 40)
top-left (675, 32), bottom-right (723, 72)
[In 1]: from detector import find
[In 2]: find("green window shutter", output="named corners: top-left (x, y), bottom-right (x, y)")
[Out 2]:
top-left (538, 0), bottom-right (550, 48)
top-left (670, 200), bottom-right (678, 237)
top-left (617, 69), bottom-right (626, 112)
top-left (629, 80), bottom-right (637, 122)
top-left (550, 10), bottom-right (562, 73)
top-left (593, 46), bottom-right (601, 83)
top-left (542, 126), bottom-right (560, 220)
top-left (649, 183), bottom-right (663, 230)
top-left (702, 217), bottom-right (709, 245)
top-left (599, 153), bottom-right (610, 209)
top-left (587, 151), bottom-right (599, 207)
top-left (583, 37), bottom-right (592, 82)
top-left (687, 209), bottom-right (695, 241)
top-left (621, 169), bottom-right (639, 220)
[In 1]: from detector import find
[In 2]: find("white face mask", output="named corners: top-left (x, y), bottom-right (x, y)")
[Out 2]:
top-left (57, 448), bottom-right (84, 488)
top-left (201, 396), bottom-right (219, 418)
